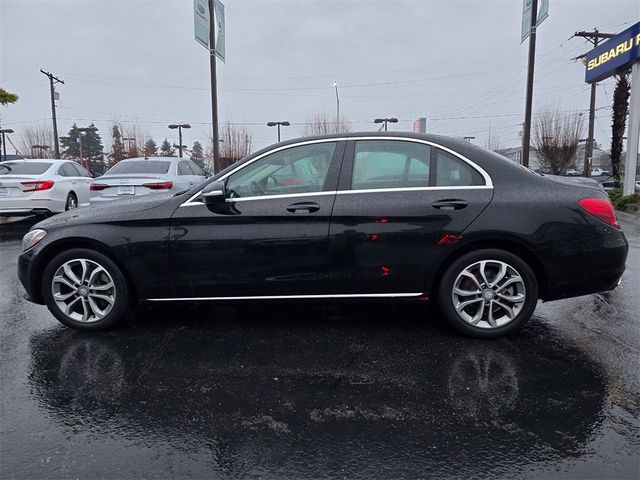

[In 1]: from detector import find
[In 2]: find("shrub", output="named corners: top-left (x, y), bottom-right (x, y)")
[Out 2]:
top-left (608, 188), bottom-right (640, 213)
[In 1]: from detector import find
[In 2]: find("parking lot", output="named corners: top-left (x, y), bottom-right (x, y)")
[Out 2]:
top-left (1, 215), bottom-right (639, 479)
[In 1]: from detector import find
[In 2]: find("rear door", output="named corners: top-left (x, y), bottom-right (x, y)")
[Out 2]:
top-left (328, 138), bottom-right (494, 295)
top-left (68, 162), bottom-right (92, 206)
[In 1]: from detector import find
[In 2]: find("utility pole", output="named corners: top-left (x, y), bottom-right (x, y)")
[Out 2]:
top-left (40, 69), bottom-right (64, 159)
top-left (208, 0), bottom-right (220, 171)
top-left (573, 30), bottom-right (616, 177)
top-left (521, 0), bottom-right (538, 168)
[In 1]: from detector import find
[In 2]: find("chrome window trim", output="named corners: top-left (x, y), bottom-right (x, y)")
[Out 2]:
top-left (146, 292), bottom-right (423, 301)
top-left (180, 136), bottom-right (493, 207)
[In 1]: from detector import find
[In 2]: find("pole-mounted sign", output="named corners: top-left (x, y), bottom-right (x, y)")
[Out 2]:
top-left (585, 22), bottom-right (640, 83)
top-left (521, 0), bottom-right (549, 43)
top-left (194, 0), bottom-right (225, 62)
top-left (584, 21), bottom-right (640, 196)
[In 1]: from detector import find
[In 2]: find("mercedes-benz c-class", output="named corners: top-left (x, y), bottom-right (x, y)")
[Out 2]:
top-left (17, 133), bottom-right (628, 338)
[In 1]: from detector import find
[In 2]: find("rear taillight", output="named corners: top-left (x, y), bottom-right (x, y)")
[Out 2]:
top-left (90, 183), bottom-right (108, 191)
top-left (579, 197), bottom-right (620, 229)
top-left (21, 180), bottom-right (54, 192)
top-left (143, 181), bottom-right (173, 190)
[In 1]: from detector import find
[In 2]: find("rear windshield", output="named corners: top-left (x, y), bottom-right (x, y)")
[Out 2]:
top-left (0, 162), bottom-right (52, 175)
top-left (105, 160), bottom-right (170, 175)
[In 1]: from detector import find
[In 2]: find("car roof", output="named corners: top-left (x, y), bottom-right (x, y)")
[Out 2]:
top-left (117, 157), bottom-right (182, 163)
top-left (0, 159), bottom-right (66, 164)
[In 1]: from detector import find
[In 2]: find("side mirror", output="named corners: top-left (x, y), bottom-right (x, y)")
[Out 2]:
top-left (201, 180), bottom-right (226, 205)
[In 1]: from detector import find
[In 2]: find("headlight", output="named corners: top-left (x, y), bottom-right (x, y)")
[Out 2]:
top-left (22, 229), bottom-right (47, 251)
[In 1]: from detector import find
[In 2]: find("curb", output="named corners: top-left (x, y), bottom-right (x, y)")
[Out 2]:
top-left (616, 210), bottom-right (640, 226)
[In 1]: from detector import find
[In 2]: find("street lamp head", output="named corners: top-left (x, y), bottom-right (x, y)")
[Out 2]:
top-left (388, 118), bottom-right (398, 123)
top-left (281, 121), bottom-right (291, 127)
top-left (267, 122), bottom-right (277, 127)
top-left (182, 124), bottom-right (191, 129)
top-left (0, 128), bottom-right (15, 134)
top-left (168, 124), bottom-right (178, 129)
top-left (374, 118), bottom-right (384, 124)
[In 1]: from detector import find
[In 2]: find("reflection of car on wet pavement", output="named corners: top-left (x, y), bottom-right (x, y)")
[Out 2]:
top-left (16, 133), bottom-right (628, 337)
top-left (26, 315), bottom-right (606, 479)
top-left (0, 159), bottom-right (92, 216)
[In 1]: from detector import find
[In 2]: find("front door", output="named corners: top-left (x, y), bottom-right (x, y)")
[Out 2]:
top-left (328, 138), bottom-right (494, 295)
top-left (169, 140), bottom-right (345, 298)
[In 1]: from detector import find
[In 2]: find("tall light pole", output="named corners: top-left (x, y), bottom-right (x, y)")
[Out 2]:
top-left (168, 124), bottom-right (191, 158)
top-left (334, 82), bottom-right (340, 133)
top-left (267, 121), bottom-right (290, 142)
top-left (74, 126), bottom-right (98, 170)
top-left (208, 0), bottom-right (220, 171)
top-left (373, 117), bottom-right (398, 132)
top-left (40, 69), bottom-right (64, 158)
top-left (0, 128), bottom-right (14, 162)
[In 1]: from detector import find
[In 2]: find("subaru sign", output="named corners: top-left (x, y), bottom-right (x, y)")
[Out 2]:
top-left (585, 22), bottom-right (640, 83)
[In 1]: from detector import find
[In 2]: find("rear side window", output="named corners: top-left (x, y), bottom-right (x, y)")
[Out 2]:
top-left (106, 160), bottom-right (170, 175)
top-left (70, 162), bottom-right (91, 177)
top-left (177, 161), bottom-right (192, 176)
top-left (352, 140), bottom-right (431, 190)
top-left (435, 149), bottom-right (484, 187)
top-left (0, 162), bottom-right (52, 175)
top-left (187, 160), bottom-right (205, 176)
top-left (59, 163), bottom-right (77, 177)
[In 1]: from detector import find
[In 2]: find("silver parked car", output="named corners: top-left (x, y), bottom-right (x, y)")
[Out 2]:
top-left (0, 159), bottom-right (92, 217)
top-left (90, 157), bottom-right (208, 204)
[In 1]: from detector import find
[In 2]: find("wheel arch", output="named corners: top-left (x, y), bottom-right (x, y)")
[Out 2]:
top-left (32, 237), bottom-right (138, 304)
top-left (427, 237), bottom-right (549, 300)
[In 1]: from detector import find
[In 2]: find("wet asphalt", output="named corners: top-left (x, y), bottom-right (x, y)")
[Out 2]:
top-left (0, 216), bottom-right (638, 479)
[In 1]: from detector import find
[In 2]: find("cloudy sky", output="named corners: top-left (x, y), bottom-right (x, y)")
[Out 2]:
top-left (1, 0), bottom-right (638, 156)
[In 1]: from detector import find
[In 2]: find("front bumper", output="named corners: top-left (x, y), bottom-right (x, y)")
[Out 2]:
top-left (17, 248), bottom-right (45, 305)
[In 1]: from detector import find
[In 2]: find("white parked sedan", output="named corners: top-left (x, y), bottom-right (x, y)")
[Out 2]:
top-left (0, 159), bottom-right (92, 217)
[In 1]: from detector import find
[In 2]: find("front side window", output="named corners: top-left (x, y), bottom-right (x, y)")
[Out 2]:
top-left (59, 163), bottom-right (77, 177)
top-left (177, 161), bottom-right (191, 176)
top-left (226, 142), bottom-right (336, 198)
top-left (352, 140), bottom-right (430, 190)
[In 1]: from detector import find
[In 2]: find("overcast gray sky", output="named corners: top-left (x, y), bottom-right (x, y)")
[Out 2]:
top-left (1, 0), bottom-right (638, 156)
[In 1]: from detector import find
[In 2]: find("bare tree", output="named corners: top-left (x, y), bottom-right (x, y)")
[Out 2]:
top-left (533, 109), bottom-right (584, 175)
top-left (485, 126), bottom-right (501, 152)
top-left (301, 112), bottom-right (351, 136)
top-left (17, 123), bottom-right (54, 158)
top-left (211, 123), bottom-right (253, 172)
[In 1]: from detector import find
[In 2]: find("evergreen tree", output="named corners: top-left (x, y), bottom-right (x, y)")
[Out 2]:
top-left (0, 87), bottom-right (18, 106)
top-left (144, 138), bottom-right (158, 157)
top-left (129, 143), bottom-right (140, 158)
top-left (111, 124), bottom-right (126, 164)
top-left (60, 124), bottom-right (81, 158)
top-left (160, 138), bottom-right (174, 157)
top-left (190, 141), bottom-right (205, 168)
top-left (610, 71), bottom-right (631, 188)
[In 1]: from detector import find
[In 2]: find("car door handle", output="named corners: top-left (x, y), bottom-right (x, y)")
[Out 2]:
top-left (432, 199), bottom-right (468, 210)
top-left (286, 202), bottom-right (320, 214)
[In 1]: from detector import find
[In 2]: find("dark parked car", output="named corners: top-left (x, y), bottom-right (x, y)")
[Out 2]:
top-left (17, 133), bottom-right (628, 338)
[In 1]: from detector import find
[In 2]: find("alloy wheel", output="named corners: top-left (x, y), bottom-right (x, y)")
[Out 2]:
top-left (51, 258), bottom-right (116, 323)
top-left (66, 195), bottom-right (77, 210)
top-left (451, 260), bottom-right (526, 329)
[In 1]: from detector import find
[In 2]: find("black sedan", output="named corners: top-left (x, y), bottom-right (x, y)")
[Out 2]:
top-left (17, 133), bottom-right (628, 338)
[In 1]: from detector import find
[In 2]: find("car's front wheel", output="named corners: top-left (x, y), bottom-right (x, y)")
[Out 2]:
top-left (65, 192), bottom-right (77, 211)
top-left (437, 249), bottom-right (538, 338)
top-left (42, 248), bottom-right (129, 330)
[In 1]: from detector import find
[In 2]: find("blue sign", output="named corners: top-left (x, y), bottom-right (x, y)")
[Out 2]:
top-left (585, 22), bottom-right (640, 83)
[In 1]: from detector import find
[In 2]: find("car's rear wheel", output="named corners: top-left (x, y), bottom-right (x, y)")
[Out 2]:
top-left (65, 193), bottom-right (77, 211)
top-left (42, 248), bottom-right (129, 330)
top-left (437, 249), bottom-right (538, 338)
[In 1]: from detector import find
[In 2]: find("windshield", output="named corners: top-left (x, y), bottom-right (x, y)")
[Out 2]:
top-left (0, 162), bottom-right (52, 175)
top-left (105, 160), bottom-right (170, 175)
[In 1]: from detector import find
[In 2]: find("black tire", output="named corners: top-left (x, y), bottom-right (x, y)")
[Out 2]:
top-left (65, 192), bottom-right (78, 211)
top-left (42, 248), bottom-right (129, 331)
top-left (437, 249), bottom-right (538, 339)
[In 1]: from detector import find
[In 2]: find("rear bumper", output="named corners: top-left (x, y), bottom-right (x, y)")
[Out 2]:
top-left (0, 207), bottom-right (52, 217)
top-left (0, 197), bottom-right (63, 215)
top-left (538, 228), bottom-right (628, 301)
